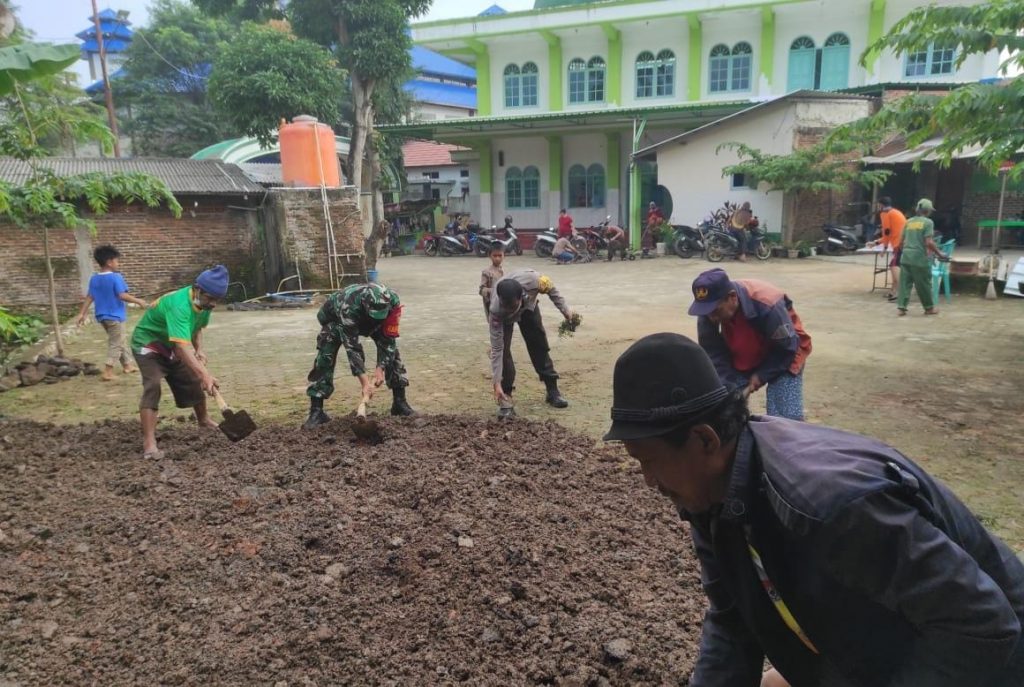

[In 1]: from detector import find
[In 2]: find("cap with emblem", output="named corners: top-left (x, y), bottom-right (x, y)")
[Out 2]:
top-left (364, 283), bottom-right (399, 320)
top-left (603, 332), bottom-right (729, 441)
top-left (687, 268), bottom-right (734, 317)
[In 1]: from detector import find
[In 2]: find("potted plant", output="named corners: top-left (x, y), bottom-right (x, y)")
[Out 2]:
top-left (795, 240), bottom-right (815, 258)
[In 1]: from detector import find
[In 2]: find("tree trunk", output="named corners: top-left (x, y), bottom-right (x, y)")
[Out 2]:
top-left (42, 226), bottom-right (65, 357)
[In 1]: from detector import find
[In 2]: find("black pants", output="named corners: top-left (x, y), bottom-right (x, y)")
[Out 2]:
top-left (501, 307), bottom-right (558, 396)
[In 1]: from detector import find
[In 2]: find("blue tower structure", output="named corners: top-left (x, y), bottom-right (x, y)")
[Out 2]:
top-left (77, 8), bottom-right (132, 83)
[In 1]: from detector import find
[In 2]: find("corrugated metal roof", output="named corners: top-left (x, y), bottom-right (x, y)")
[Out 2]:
top-left (405, 78), bottom-right (477, 109)
top-left (402, 140), bottom-right (468, 168)
top-left (634, 91), bottom-right (873, 156)
top-left (237, 162), bottom-right (284, 186)
top-left (0, 157), bottom-right (265, 195)
top-left (411, 46), bottom-right (475, 81)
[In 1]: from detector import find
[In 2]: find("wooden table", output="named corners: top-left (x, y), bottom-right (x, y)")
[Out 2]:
top-left (976, 219), bottom-right (1024, 249)
top-left (855, 245), bottom-right (892, 292)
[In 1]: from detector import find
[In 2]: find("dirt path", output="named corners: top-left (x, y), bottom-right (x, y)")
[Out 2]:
top-left (2, 254), bottom-right (1023, 546)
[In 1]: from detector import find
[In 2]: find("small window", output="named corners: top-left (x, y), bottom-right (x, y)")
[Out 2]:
top-left (568, 163), bottom-right (605, 208)
top-left (904, 43), bottom-right (956, 78)
top-left (521, 62), bottom-right (539, 106)
top-left (506, 167), bottom-right (523, 209)
top-left (655, 49), bottom-right (675, 96)
top-left (710, 42), bottom-right (752, 93)
top-left (635, 51), bottom-right (655, 98)
top-left (503, 64), bottom-right (521, 108)
top-left (709, 44), bottom-right (731, 93)
top-left (421, 171), bottom-right (440, 179)
top-left (587, 56), bottom-right (606, 103)
top-left (460, 169), bottom-right (469, 178)
top-left (731, 173), bottom-right (747, 189)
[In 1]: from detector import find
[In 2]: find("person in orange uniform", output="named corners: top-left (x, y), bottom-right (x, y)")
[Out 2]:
top-left (868, 196), bottom-right (906, 301)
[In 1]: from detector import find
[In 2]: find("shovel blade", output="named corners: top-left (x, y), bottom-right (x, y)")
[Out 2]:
top-left (219, 408), bottom-right (257, 442)
top-left (351, 417), bottom-right (383, 444)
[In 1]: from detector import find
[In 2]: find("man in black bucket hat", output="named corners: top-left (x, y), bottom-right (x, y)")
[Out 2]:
top-left (607, 332), bottom-right (1024, 687)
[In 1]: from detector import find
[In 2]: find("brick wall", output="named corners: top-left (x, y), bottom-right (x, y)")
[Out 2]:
top-left (784, 128), bottom-right (865, 245)
top-left (266, 187), bottom-right (365, 288)
top-left (0, 196), bottom-right (259, 310)
top-left (963, 191), bottom-right (1024, 248)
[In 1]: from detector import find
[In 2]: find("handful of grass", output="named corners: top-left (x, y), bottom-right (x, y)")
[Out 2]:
top-left (558, 312), bottom-right (583, 338)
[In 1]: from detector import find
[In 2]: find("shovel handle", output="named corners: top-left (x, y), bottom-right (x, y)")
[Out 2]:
top-left (356, 389), bottom-right (372, 418)
top-left (212, 388), bottom-right (230, 412)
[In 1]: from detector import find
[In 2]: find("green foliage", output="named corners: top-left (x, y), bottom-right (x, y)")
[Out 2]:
top-left (841, 0), bottom-right (1024, 176)
top-left (0, 71), bottom-right (112, 155)
top-left (0, 307), bottom-right (44, 348)
top-left (114, 0), bottom-right (237, 156)
top-left (0, 42), bottom-right (79, 95)
top-left (209, 23), bottom-right (345, 146)
top-left (718, 141), bottom-right (891, 195)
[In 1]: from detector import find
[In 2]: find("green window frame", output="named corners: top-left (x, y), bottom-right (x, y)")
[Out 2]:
top-left (587, 56), bottom-right (606, 103)
top-left (709, 44), bottom-right (731, 93)
top-left (506, 166), bottom-right (523, 208)
top-left (820, 33), bottom-right (850, 91)
top-left (655, 49), bottom-right (675, 96)
top-left (503, 64), bottom-right (521, 108)
top-left (635, 51), bottom-right (655, 98)
top-left (521, 62), bottom-right (539, 106)
top-left (568, 58), bottom-right (587, 104)
top-left (904, 42), bottom-right (955, 77)
top-left (787, 36), bottom-right (816, 91)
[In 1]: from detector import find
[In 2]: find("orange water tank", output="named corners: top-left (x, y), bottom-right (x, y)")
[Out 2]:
top-left (279, 115), bottom-right (342, 187)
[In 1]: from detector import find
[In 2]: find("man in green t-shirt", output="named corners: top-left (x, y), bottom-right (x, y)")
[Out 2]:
top-left (130, 265), bottom-right (228, 459)
top-left (896, 199), bottom-right (949, 316)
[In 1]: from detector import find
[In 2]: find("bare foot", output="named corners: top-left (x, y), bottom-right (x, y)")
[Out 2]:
top-left (123, 365), bottom-right (138, 374)
top-left (897, 309), bottom-right (907, 317)
top-left (924, 308), bottom-right (939, 316)
top-left (198, 417), bottom-right (220, 431)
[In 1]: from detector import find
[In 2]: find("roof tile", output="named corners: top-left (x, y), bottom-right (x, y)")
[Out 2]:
top-left (402, 140), bottom-right (468, 168)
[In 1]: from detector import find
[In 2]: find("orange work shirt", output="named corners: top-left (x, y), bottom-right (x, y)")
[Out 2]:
top-left (879, 208), bottom-right (907, 249)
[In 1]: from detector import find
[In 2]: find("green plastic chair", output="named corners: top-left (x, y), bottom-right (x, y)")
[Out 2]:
top-left (931, 238), bottom-right (956, 303)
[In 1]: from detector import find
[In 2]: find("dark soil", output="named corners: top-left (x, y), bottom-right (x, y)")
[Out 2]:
top-left (0, 415), bottom-right (706, 686)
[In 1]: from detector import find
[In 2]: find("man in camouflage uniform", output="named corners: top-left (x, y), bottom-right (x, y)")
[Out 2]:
top-left (302, 282), bottom-right (414, 429)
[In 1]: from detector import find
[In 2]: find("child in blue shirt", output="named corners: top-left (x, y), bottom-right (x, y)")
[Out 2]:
top-left (75, 245), bottom-right (149, 381)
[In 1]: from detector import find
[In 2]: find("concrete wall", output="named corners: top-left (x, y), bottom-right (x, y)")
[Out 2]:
top-left (413, 102), bottom-right (475, 120)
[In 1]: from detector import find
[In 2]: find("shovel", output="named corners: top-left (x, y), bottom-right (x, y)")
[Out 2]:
top-left (212, 389), bottom-right (257, 442)
top-left (351, 384), bottom-right (383, 443)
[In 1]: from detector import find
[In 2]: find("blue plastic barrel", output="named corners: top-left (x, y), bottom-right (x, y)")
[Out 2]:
top-left (367, 268), bottom-right (378, 283)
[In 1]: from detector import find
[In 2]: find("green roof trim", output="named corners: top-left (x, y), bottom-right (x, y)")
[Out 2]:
top-left (379, 99), bottom-right (752, 137)
top-left (191, 138), bottom-right (243, 160)
top-left (837, 81), bottom-right (968, 95)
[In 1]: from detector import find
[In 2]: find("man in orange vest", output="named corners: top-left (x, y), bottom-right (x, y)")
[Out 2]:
top-left (867, 196), bottom-right (907, 301)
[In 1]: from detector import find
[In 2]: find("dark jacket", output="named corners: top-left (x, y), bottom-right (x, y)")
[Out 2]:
top-left (688, 416), bottom-right (1024, 687)
top-left (697, 279), bottom-right (812, 389)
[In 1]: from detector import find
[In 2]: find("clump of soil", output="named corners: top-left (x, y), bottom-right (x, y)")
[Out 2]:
top-left (0, 415), bottom-right (706, 685)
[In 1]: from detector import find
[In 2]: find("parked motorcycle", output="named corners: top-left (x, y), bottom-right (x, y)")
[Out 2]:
top-left (818, 223), bottom-right (862, 255)
top-left (672, 224), bottom-right (706, 259)
top-left (424, 229), bottom-right (479, 256)
top-left (536, 226), bottom-right (588, 258)
top-left (705, 222), bottom-right (771, 262)
top-left (579, 216), bottom-right (613, 257)
top-left (476, 217), bottom-right (523, 256)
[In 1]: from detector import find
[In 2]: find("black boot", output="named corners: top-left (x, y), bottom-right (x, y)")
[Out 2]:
top-left (391, 386), bottom-right (415, 416)
top-left (544, 378), bottom-right (568, 408)
top-left (302, 397), bottom-right (330, 429)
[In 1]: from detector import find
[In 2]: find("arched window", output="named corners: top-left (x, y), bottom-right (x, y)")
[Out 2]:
top-left (709, 42), bottom-right (752, 93)
top-left (820, 33), bottom-right (850, 90)
top-left (635, 51), bottom-right (655, 98)
top-left (505, 167), bottom-right (523, 208)
top-left (521, 62), bottom-right (539, 106)
top-left (568, 58), bottom-right (587, 104)
top-left (709, 44), bottom-right (731, 93)
top-left (787, 36), bottom-right (816, 91)
top-left (522, 166), bottom-right (541, 208)
top-left (567, 163), bottom-right (605, 208)
top-left (587, 56), bottom-right (606, 102)
top-left (655, 49), bottom-right (675, 96)
top-left (503, 64), bottom-right (521, 108)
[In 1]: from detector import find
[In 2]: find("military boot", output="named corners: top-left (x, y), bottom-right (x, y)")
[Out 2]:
top-left (544, 378), bottom-right (568, 408)
top-left (391, 386), bottom-right (415, 416)
top-left (302, 397), bottom-right (330, 429)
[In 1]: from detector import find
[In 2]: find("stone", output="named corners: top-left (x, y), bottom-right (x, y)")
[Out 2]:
top-left (40, 620), bottom-right (59, 639)
top-left (603, 638), bottom-right (632, 663)
top-left (388, 537), bottom-right (405, 548)
top-left (0, 374), bottom-right (20, 392)
top-left (457, 536), bottom-right (474, 548)
top-left (481, 627), bottom-right (501, 643)
top-left (325, 563), bottom-right (350, 579)
top-left (314, 625), bottom-right (333, 642)
top-left (18, 365), bottom-right (45, 387)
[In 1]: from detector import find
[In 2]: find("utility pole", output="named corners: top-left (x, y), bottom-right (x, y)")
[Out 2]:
top-left (90, 0), bottom-right (121, 157)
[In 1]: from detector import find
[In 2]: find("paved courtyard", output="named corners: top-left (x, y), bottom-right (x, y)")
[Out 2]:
top-left (4, 253), bottom-right (1024, 546)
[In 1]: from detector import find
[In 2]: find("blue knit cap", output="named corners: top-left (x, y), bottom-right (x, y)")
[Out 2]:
top-left (195, 265), bottom-right (229, 298)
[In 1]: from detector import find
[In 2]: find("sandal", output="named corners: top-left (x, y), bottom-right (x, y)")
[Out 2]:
top-left (897, 309), bottom-right (907, 317)
top-left (924, 309), bottom-right (939, 316)
top-left (142, 449), bottom-right (165, 461)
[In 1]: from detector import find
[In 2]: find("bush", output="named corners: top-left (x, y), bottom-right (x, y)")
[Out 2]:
top-left (0, 307), bottom-right (45, 363)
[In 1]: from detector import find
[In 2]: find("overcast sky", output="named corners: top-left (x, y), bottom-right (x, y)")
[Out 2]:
top-left (19, 0), bottom-right (534, 82)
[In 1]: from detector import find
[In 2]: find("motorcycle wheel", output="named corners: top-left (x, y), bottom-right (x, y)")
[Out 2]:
top-left (706, 238), bottom-right (726, 263)
top-left (674, 236), bottom-right (694, 259)
top-left (475, 241), bottom-right (489, 257)
top-left (514, 241), bottom-right (523, 256)
top-left (754, 242), bottom-right (772, 261)
top-left (535, 242), bottom-right (552, 258)
top-left (822, 239), bottom-right (842, 255)
top-left (571, 236), bottom-right (589, 256)
top-left (424, 240), bottom-right (438, 257)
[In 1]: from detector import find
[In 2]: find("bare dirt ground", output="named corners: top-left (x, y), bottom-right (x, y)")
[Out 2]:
top-left (2, 253), bottom-right (1023, 684)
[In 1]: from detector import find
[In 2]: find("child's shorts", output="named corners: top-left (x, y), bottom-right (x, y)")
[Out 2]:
top-left (134, 351), bottom-right (205, 411)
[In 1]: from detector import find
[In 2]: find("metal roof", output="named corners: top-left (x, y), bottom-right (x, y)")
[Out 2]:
top-left (404, 78), bottom-right (477, 109)
top-left (0, 158), bottom-right (265, 196)
top-left (410, 46), bottom-right (475, 81)
top-left (634, 90), bottom-right (873, 156)
top-left (379, 99), bottom-right (754, 139)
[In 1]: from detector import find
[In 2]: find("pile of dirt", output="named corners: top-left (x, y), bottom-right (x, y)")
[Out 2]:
top-left (0, 415), bottom-right (707, 685)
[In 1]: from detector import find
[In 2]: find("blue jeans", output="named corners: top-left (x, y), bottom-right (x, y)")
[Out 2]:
top-left (765, 371), bottom-right (804, 420)
top-left (556, 252), bottom-right (575, 263)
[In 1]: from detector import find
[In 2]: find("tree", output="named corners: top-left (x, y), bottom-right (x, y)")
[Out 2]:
top-left (114, 0), bottom-right (237, 156)
top-left (719, 141), bottom-right (890, 244)
top-left (208, 22), bottom-right (345, 146)
top-left (0, 33), bottom-right (181, 356)
top-left (829, 1), bottom-right (1024, 175)
top-left (195, 0), bottom-right (430, 266)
